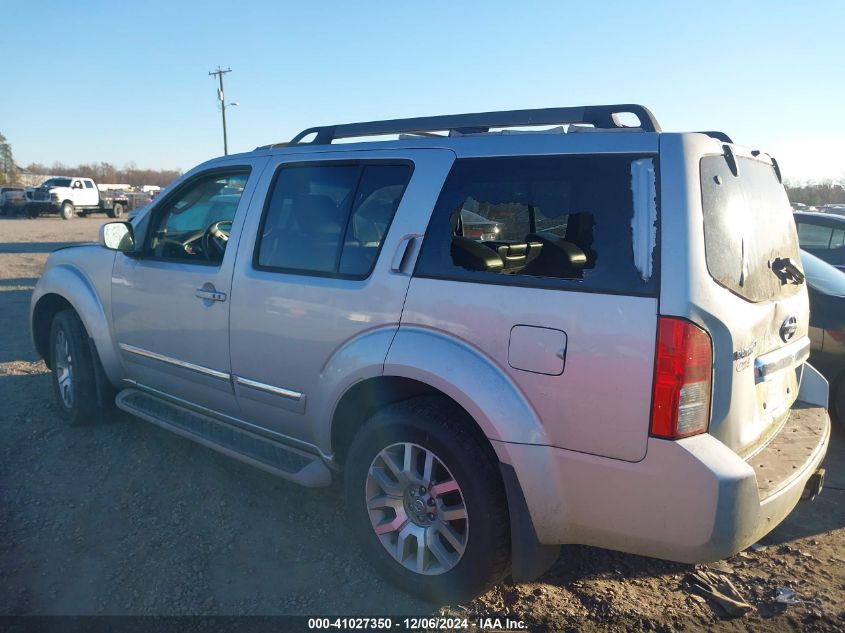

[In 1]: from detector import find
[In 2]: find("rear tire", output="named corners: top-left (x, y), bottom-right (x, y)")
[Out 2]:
top-left (107, 202), bottom-right (124, 219)
top-left (28, 206), bottom-right (40, 218)
top-left (60, 201), bottom-right (74, 220)
top-left (49, 310), bottom-right (113, 425)
top-left (344, 396), bottom-right (510, 602)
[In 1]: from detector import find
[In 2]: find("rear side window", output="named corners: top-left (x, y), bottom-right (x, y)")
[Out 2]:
top-left (255, 162), bottom-right (411, 278)
top-left (701, 156), bottom-right (802, 303)
top-left (415, 155), bottom-right (659, 295)
top-left (833, 229), bottom-right (845, 250)
top-left (797, 223), bottom-right (833, 249)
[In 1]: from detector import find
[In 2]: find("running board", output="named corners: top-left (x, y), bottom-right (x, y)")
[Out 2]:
top-left (115, 388), bottom-right (331, 487)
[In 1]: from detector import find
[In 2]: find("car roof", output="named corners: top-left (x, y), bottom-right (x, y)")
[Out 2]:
top-left (793, 211), bottom-right (845, 227)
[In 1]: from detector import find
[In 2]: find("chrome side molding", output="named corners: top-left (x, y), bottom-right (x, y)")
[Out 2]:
top-left (119, 344), bottom-right (304, 402)
top-left (119, 343), bottom-right (230, 381)
top-left (236, 376), bottom-right (303, 401)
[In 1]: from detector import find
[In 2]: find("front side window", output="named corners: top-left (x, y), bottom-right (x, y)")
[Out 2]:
top-left (255, 162), bottom-right (411, 278)
top-left (84, 181), bottom-right (94, 189)
top-left (416, 155), bottom-right (658, 295)
top-left (147, 170), bottom-right (249, 264)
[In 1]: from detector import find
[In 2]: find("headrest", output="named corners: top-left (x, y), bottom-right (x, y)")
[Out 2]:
top-left (292, 194), bottom-right (343, 235)
top-left (565, 212), bottom-right (595, 242)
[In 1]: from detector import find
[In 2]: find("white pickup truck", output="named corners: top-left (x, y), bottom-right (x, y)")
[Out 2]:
top-left (27, 177), bottom-right (129, 220)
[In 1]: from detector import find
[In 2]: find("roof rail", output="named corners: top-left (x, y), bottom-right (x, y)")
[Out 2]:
top-left (698, 131), bottom-right (733, 143)
top-left (286, 104), bottom-right (661, 146)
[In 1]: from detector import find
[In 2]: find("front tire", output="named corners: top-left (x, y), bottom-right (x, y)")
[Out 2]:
top-left (107, 202), bottom-right (124, 219)
top-left (344, 396), bottom-right (510, 602)
top-left (60, 201), bottom-right (75, 220)
top-left (49, 310), bottom-right (112, 425)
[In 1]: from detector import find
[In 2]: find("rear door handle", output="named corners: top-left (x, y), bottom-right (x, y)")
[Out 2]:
top-left (391, 234), bottom-right (422, 273)
top-left (195, 288), bottom-right (227, 302)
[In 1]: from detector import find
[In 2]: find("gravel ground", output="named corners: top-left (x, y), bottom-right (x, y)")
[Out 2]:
top-left (1, 215), bottom-right (843, 631)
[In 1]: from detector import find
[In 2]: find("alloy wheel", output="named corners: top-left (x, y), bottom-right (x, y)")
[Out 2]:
top-left (54, 329), bottom-right (74, 408)
top-left (366, 442), bottom-right (468, 575)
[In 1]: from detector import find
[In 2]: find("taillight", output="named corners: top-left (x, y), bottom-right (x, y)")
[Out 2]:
top-left (650, 317), bottom-right (712, 439)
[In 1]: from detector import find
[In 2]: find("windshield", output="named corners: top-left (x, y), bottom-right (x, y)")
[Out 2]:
top-left (800, 249), bottom-right (845, 297)
top-left (41, 178), bottom-right (72, 188)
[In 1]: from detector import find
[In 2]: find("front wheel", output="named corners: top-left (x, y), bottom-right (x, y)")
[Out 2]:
top-left (60, 201), bottom-right (75, 220)
top-left (107, 202), bottom-right (124, 219)
top-left (49, 310), bottom-right (113, 425)
top-left (344, 396), bottom-right (510, 602)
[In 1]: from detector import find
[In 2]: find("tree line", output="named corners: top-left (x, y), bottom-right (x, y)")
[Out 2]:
top-left (22, 161), bottom-right (182, 189)
top-left (785, 180), bottom-right (845, 207)
top-left (1, 130), bottom-right (182, 188)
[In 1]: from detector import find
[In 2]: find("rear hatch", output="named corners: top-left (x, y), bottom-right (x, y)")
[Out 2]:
top-left (699, 149), bottom-right (810, 456)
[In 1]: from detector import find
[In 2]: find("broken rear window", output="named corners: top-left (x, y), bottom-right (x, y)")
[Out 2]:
top-left (416, 155), bottom-right (659, 296)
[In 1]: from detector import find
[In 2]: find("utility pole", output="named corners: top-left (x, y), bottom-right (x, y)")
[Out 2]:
top-left (208, 66), bottom-right (232, 155)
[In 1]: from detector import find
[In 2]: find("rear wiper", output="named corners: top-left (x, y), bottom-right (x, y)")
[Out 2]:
top-left (771, 257), bottom-right (805, 285)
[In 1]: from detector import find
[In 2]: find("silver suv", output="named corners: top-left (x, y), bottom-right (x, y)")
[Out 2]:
top-left (30, 104), bottom-right (830, 601)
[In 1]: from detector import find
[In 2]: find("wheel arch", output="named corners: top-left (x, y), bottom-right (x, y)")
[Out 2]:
top-left (331, 376), bottom-right (483, 466)
top-left (30, 264), bottom-right (120, 383)
top-left (32, 293), bottom-right (74, 366)
top-left (329, 326), bottom-right (550, 465)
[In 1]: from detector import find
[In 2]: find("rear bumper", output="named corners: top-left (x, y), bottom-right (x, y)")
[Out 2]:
top-left (499, 398), bottom-right (830, 563)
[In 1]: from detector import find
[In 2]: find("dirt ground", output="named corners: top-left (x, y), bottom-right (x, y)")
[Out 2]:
top-left (0, 215), bottom-right (843, 631)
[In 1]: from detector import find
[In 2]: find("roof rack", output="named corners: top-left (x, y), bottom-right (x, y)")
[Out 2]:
top-left (283, 103), bottom-right (661, 146)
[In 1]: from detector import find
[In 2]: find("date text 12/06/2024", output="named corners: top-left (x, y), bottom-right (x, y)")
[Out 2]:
top-left (307, 617), bottom-right (527, 630)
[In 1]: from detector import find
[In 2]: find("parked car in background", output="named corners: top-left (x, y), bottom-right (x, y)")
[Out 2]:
top-left (802, 249), bottom-right (845, 425)
top-left (26, 177), bottom-right (130, 220)
top-left (819, 204), bottom-right (845, 216)
top-left (0, 186), bottom-right (27, 215)
top-left (459, 209), bottom-right (504, 240)
top-left (794, 212), bottom-right (845, 271)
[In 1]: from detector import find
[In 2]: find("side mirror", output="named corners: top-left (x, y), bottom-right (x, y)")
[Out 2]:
top-left (99, 221), bottom-right (137, 253)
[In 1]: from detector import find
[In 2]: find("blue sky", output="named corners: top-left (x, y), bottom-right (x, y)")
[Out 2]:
top-left (2, 1), bottom-right (843, 181)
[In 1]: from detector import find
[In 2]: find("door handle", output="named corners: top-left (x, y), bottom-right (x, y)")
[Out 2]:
top-left (391, 234), bottom-right (422, 273)
top-left (195, 288), bottom-right (227, 302)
